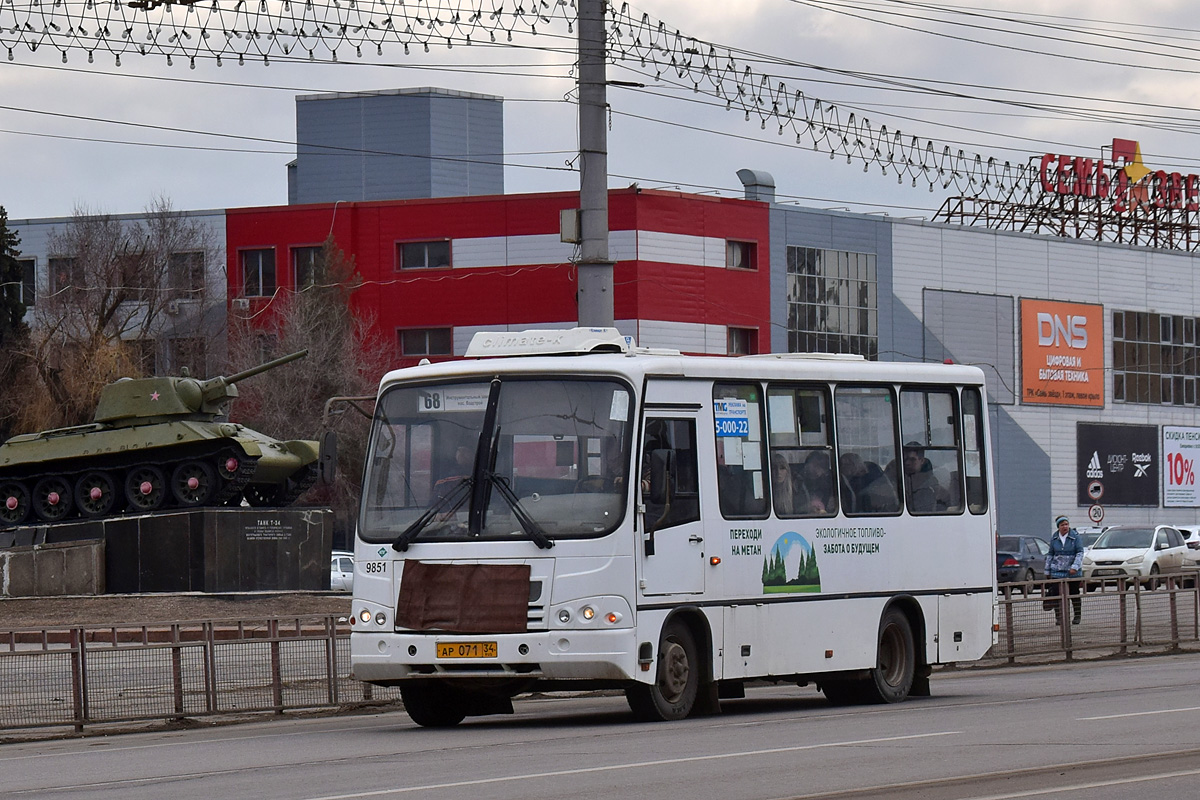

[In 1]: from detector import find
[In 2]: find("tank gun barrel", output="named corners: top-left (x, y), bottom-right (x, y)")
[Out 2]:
top-left (199, 349), bottom-right (308, 405)
top-left (224, 349), bottom-right (309, 385)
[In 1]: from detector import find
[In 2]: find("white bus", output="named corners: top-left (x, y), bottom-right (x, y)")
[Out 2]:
top-left (349, 328), bottom-right (996, 726)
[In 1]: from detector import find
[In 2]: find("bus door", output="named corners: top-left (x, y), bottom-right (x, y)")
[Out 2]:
top-left (639, 414), bottom-right (706, 596)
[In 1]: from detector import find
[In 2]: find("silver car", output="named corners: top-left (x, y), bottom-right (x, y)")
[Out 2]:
top-left (1082, 525), bottom-right (1188, 588)
top-left (330, 551), bottom-right (355, 592)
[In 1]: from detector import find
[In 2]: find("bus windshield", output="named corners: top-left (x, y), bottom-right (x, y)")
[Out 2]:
top-left (359, 377), bottom-right (634, 544)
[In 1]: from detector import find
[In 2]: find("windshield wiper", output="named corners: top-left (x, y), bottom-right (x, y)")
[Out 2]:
top-left (485, 473), bottom-right (554, 550)
top-left (391, 477), bottom-right (472, 552)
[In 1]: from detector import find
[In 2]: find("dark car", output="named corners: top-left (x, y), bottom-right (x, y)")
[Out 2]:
top-left (997, 535), bottom-right (1049, 587)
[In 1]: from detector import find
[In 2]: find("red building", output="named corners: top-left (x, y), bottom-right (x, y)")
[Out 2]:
top-left (226, 188), bottom-right (770, 366)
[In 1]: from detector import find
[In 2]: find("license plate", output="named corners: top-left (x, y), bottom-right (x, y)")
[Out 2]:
top-left (436, 641), bottom-right (498, 659)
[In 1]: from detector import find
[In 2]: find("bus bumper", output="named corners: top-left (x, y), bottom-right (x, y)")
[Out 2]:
top-left (350, 627), bottom-right (643, 684)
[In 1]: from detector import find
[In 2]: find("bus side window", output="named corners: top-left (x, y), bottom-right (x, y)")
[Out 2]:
top-left (766, 384), bottom-right (836, 518)
top-left (834, 385), bottom-right (901, 516)
top-left (642, 418), bottom-right (700, 531)
top-left (899, 388), bottom-right (963, 515)
top-left (713, 383), bottom-right (769, 519)
top-left (962, 387), bottom-right (989, 514)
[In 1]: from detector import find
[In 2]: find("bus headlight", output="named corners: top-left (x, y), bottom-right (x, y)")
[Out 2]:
top-left (375, 612), bottom-right (387, 626)
top-left (360, 609), bottom-right (372, 624)
top-left (558, 608), bottom-right (572, 623)
top-left (581, 606), bottom-right (595, 621)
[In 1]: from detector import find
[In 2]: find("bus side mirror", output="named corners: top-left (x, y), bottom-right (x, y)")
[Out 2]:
top-left (318, 430), bottom-right (338, 485)
top-left (648, 448), bottom-right (674, 504)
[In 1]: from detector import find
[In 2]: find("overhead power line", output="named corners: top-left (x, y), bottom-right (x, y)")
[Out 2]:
top-left (5, 0), bottom-right (1200, 207)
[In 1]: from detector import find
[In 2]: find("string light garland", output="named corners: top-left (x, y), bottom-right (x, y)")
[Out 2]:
top-left (0, 0), bottom-right (580, 68)
top-left (4, 0), bottom-right (1182, 224)
top-left (0, 0), bottom-right (1045, 200)
top-left (606, 3), bottom-right (1043, 200)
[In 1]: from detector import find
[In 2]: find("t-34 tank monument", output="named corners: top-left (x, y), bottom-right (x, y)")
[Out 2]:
top-left (0, 352), bottom-right (331, 595)
top-left (0, 350), bottom-right (319, 526)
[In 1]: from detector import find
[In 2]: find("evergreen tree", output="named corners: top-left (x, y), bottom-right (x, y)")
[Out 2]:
top-left (763, 547), bottom-right (787, 586)
top-left (0, 206), bottom-right (25, 348)
top-left (800, 547), bottom-right (821, 586)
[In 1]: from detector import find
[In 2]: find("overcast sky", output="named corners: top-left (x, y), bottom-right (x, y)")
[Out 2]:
top-left (2, 0), bottom-right (1198, 223)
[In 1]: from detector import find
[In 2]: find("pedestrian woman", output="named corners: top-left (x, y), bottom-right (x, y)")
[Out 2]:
top-left (1044, 514), bottom-right (1084, 625)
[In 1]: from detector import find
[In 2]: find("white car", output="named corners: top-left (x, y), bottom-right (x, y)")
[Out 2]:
top-left (1178, 525), bottom-right (1200, 576)
top-left (1082, 525), bottom-right (1189, 588)
top-left (330, 551), bottom-right (355, 592)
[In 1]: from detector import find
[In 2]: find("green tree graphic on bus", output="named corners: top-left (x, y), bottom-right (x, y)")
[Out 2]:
top-left (762, 532), bottom-right (821, 593)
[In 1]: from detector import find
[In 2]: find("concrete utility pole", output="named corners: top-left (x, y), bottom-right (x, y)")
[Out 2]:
top-left (576, 0), bottom-right (614, 327)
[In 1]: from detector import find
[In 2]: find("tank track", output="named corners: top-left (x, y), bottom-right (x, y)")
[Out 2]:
top-left (0, 444), bottom-right (265, 526)
top-left (243, 463), bottom-right (319, 508)
top-left (280, 463), bottom-right (319, 504)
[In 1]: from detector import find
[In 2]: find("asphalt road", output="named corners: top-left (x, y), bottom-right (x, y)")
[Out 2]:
top-left (4, 654), bottom-right (1200, 800)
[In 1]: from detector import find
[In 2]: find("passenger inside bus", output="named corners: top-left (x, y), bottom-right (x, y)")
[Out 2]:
top-left (839, 452), bottom-right (899, 513)
top-left (770, 452), bottom-right (796, 515)
top-left (795, 450), bottom-right (836, 515)
top-left (902, 442), bottom-right (950, 513)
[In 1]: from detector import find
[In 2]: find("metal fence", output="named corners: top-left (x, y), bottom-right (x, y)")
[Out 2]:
top-left (993, 573), bottom-right (1200, 663)
top-left (0, 615), bottom-right (399, 735)
top-left (3, 579), bottom-right (1199, 734)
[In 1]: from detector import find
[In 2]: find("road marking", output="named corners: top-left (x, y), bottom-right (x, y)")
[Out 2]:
top-left (955, 766), bottom-right (1200, 799)
top-left (298, 731), bottom-right (960, 800)
top-left (1078, 704), bottom-right (1200, 721)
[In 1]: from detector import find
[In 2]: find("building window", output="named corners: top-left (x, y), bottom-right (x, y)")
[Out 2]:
top-left (399, 327), bottom-right (453, 357)
top-left (169, 251), bottom-right (206, 298)
top-left (292, 246), bottom-right (323, 290)
top-left (398, 240), bottom-right (451, 270)
top-left (785, 246), bottom-right (877, 359)
top-left (48, 256), bottom-right (82, 294)
top-left (727, 327), bottom-right (756, 355)
top-left (1113, 309), bottom-right (1196, 406)
top-left (241, 249), bottom-right (276, 297)
top-left (13, 258), bottom-right (35, 307)
top-left (118, 252), bottom-right (152, 302)
top-left (726, 240), bottom-right (757, 270)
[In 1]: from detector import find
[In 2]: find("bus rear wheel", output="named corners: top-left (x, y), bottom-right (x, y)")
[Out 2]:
top-left (626, 620), bottom-right (699, 721)
top-left (863, 608), bottom-right (915, 704)
top-left (400, 684), bottom-right (467, 728)
top-left (822, 608), bottom-right (916, 705)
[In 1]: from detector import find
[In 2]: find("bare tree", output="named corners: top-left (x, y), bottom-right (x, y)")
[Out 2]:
top-left (228, 235), bottom-right (390, 543)
top-left (17, 198), bottom-right (221, 431)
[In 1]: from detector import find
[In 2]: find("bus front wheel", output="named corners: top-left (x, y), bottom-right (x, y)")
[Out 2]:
top-left (401, 684), bottom-right (466, 728)
top-left (863, 608), bottom-right (915, 704)
top-left (626, 621), bottom-right (699, 721)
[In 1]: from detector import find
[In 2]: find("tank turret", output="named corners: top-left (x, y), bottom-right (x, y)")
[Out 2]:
top-left (0, 351), bottom-right (320, 526)
top-left (93, 350), bottom-right (309, 425)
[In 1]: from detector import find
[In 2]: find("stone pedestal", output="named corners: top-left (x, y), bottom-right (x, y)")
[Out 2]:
top-left (0, 507), bottom-right (332, 594)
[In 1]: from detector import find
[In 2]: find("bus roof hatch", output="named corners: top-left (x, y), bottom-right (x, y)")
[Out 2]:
top-left (465, 327), bottom-right (630, 358)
